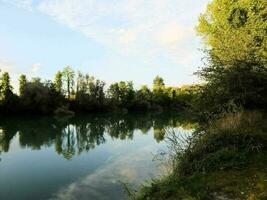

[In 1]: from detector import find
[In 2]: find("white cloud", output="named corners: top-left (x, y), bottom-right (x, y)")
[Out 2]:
top-left (31, 62), bottom-right (41, 74)
top-left (156, 22), bottom-right (193, 48)
top-left (36, 0), bottom-right (207, 64)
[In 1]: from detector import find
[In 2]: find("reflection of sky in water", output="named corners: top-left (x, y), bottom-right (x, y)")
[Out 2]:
top-left (49, 133), bottom-right (162, 200)
top-left (0, 116), bottom-right (194, 200)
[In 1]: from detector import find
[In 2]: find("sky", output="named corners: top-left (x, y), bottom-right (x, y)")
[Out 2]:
top-left (0, 0), bottom-right (210, 89)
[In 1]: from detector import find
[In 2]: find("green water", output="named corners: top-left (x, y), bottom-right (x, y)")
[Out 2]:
top-left (0, 113), bottom-right (194, 200)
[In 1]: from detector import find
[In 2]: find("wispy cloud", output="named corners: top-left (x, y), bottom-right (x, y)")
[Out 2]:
top-left (37, 0), bottom-right (199, 62)
top-left (49, 141), bottom-right (162, 200)
top-left (2, 0), bottom-right (208, 65)
top-left (1, 0), bottom-right (34, 10)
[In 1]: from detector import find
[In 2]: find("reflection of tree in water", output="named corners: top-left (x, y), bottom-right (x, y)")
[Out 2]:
top-left (106, 118), bottom-right (135, 140)
top-left (0, 113), bottom-right (196, 160)
top-left (0, 123), bottom-right (18, 153)
top-left (56, 120), bottom-right (106, 160)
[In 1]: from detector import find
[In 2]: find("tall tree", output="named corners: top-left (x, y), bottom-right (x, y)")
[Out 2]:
top-left (54, 71), bottom-right (63, 94)
top-left (0, 72), bottom-right (13, 102)
top-left (62, 66), bottom-right (75, 100)
top-left (76, 71), bottom-right (85, 94)
top-left (19, 74), bottom-right (27, 96)
top-left (153, 76), bottom-right (165, 91)
top-left (108, 81), bottom-right (135, 107)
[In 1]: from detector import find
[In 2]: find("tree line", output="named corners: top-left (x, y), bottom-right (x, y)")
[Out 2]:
top-left (0, 67), bottom-right (199, 115)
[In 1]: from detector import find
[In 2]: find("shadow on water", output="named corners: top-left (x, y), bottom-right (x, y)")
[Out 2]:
top-left (0, 112), bottom-right (197, 160)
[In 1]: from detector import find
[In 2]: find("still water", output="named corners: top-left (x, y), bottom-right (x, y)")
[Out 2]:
top-left (0, 113), bottom-right (194, 200)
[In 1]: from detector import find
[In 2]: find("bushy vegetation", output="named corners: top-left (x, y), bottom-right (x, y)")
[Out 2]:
top-left (134, 111), bottom-right (267, 200)
top-left (0, 68), bottom-right (198, 115)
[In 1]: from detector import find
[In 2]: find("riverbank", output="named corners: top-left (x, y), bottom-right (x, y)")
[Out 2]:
top-left (133, 111), bottom-right (267, 200)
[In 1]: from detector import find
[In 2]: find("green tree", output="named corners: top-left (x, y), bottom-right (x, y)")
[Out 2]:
top-left (197, 0), bottom-right (266, 66)
top-left (137, 85), bottom-right (152, 101)
top-left (54, 71), bottom-right (63, 94)
top-left (21, 79), bottom-right (64, 114)
top-left (19, 74), bottom-right (27, 96)
top-left (75, 72), bottom-right (106, 111)
top-left (62, 66), bottom-right (75, 100)
top-left (108, 81), bottom-right (135, 107)
top-left (0, 72), bottom-right (13, 102)
top-left (153, 76), bottom-right (165, 91)
top-left (152, 76), bottom-right (169, 107)
top-left (32, 77), bottom-right (41, 83)
top-left (196, 0), bottom-right (267, 117)
top-left (76, 71), bottom-right (84, 94)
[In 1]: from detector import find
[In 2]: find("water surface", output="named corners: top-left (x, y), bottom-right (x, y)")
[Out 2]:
top-left (0, 113), bottom-right (194, 200)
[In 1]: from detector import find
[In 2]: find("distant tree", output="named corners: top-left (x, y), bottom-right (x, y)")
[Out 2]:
top-left (76, 71), bottom-right (84, 94)
top-left (0, 72), bottom-right (13, 102)
top-left (0, 69), bottom-right (1, 96)
top-left (89, 79), bottom-right (105, 102)
top-left (20, 79), bottom-right (64, 114)
top-left (54, 71), bottom-right (63, 94)
top-left (108, 81), bottom-right (135, 108)
top-left (152, 76), bottom-right (169, 107)
top-left (136, 85), bottom-right (152, 101)
top-left (62, 66), bottom-right (75, 100)
top-left (75, 72), bottom-right (106, 111)
top-left (31, 77), bottom-right (41, 83)
top-left (19, 74), bottom-right (27, 96)
top-left (132, 85), bottom-right (152, 111)
top-left (153, 76), bottom-right (165, 91)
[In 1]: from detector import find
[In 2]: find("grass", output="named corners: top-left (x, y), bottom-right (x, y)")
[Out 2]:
top-left (132, 111), bottom-right (267, 200)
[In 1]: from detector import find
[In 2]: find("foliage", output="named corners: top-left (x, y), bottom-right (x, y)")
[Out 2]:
top-left (74, 72), bottom-right (106, 112)
top-left (62, 66), bottom-right (75, 100)
top-left (0, 72), bottom-right (13, 102)
top-left (108, 81), bottom-right (135, 108)
top-left (19, 74), bottom-right (27, 96)
top-left (134, 111), bottom-right (267, 200)
top-left (0, 71), bottom-right (19, 113)
top-left (19, 79), bottom-right (65, 114)
top-left (195, 58), bottom-right (267, 119)
top-left (197, 0), bottom-right (267, 66)
top-left (54, 71), bottom-right (63, 94)
top-left (195, 0), bottom-right (267, 119)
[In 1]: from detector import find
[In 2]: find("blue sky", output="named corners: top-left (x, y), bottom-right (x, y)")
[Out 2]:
top-left (0, 0), bottom-right (210, 88)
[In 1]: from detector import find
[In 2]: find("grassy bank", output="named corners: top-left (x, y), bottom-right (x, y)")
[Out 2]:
top-left (133, 111), bottom-right (267, 200)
